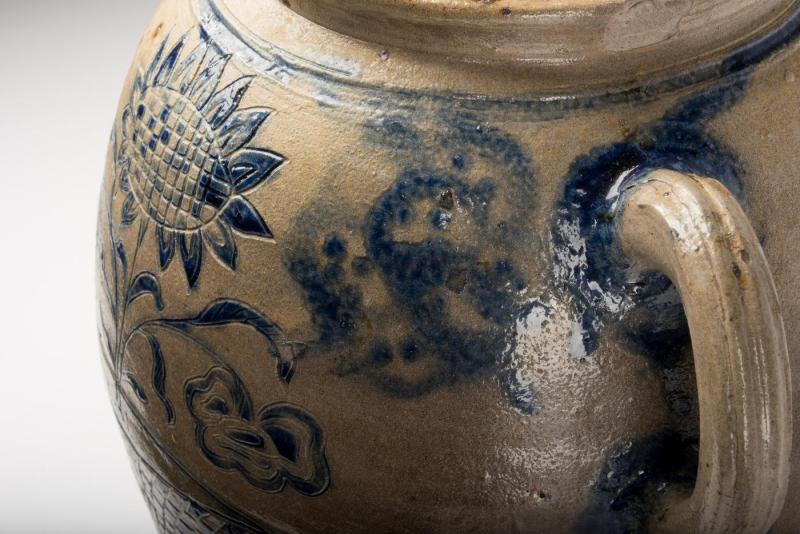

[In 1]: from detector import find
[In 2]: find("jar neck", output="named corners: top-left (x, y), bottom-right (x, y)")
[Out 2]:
top-left (283, 0), bottom-right (800, 71)
top-left (202, 0), bottom-right (800, 102)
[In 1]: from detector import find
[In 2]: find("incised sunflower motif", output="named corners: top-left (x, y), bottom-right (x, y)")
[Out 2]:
top-left (116, 30), bottom-right (284, 288)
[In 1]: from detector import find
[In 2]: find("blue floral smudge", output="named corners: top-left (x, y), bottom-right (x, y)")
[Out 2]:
top-left (362, 169), bottom-right (527, 398)
top-left (286, 114), bottom-right (540, 411)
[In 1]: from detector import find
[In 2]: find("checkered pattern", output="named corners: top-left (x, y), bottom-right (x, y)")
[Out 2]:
top-left (129, 87), bottom-right (232, 231)
top-left (132, 455), bottom-right (255, 534)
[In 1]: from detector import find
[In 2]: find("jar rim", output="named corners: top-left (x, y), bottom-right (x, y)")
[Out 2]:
top-left (203, 0), bottom-right (800, 103)
top-left (278, 0), bottom-right (800, 74)
top-left (282, 0), bottom-right (800, 56)
top-left (305, 0), bottom-right (623, 17)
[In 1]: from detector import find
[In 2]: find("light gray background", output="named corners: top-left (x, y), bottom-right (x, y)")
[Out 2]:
top-left (0, 1), bottom-right (161, 532)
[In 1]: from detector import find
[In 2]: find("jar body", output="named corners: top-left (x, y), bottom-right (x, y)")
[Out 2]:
top-left (97, 1), bottom-right (800, 532)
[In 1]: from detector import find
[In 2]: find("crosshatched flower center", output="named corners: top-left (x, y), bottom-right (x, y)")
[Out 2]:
top-left (129, 87), bottom-right (231, 231)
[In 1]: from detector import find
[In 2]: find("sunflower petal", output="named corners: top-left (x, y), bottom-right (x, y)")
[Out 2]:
top-left (188, 51), bottom-right (231, 109)
top-left (154, 37), bottom-right (186, 87)
top-left (180, 232), bottom-right (203, 289)
top-left (131, 73), bottom-right (146, 100)
top-left (217, 108), bottom-right (270, 156)
top-left (145, 34), bottom-right (170, 84)
top-left (121, 193), bottom-right (138, 226)
top-left (115, 133), bottom-right (129, 162)
top-left (120, 106), bottom-right (131, 140)
top-left (204, 219), bottom-right (238, 270)
top-left (222, 197), bottom-right (273, 238)
top-left (203, 77), bottom-right (254, 129)
top-left (119, 163), bottom-right (131, 193)
top-left (156, 225), bottom-right (176, 270)
top-left (170, 43), bottom-right (206, 94)
top-left (230, 148), bottom-right (285, 193)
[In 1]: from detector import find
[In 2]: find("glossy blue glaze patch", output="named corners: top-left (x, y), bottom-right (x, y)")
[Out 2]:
top-left (552, 77), bottom-right (746, 365)
top-left (577, 432), bottom-right (698, 533)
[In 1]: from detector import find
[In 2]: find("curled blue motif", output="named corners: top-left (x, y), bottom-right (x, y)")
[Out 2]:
top-left (186, 366), bottom-right (330, 496)
top-left (285, 114), bottom-right (539, 412)
top-left (117, 30), bottom-right (285, 289)
top-left (551, 78), bottom-right (746, 362)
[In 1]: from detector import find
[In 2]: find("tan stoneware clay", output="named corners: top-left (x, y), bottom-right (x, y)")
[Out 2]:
top-left (96, 1), bottom-right (800, 532)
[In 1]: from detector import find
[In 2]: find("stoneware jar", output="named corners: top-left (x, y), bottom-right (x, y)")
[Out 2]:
top-left (96, 0), bottom-right (800, 532)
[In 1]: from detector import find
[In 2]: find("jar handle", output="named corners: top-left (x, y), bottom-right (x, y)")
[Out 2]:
top-left (618, 169), bottom-right (792, 533)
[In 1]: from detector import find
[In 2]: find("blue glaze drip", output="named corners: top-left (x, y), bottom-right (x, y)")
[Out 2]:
top-left (577, 433), bottom-right (698, 533)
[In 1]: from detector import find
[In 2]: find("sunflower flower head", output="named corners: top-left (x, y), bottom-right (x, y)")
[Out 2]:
top-left (116, 30), bottom-right (284, 288)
